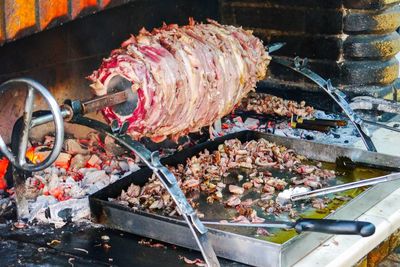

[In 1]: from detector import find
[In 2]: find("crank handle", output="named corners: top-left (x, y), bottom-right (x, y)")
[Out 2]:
top-left (0, 78), bottom-right (64, 172)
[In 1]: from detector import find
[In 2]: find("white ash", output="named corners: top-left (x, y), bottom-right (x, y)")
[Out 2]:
top-left (220, 109), bottom-right (361, 148)
top-left (22, 132), bottom-right (140, 226)
top-left (31, 198), bottom-right (91, 228)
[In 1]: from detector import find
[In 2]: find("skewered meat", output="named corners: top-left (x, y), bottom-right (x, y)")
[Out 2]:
top-left (89, 19), bottom-right (270, 142)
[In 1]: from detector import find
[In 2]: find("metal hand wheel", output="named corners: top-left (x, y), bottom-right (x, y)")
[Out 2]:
top-left (0, 78), bottom-right (64, 172)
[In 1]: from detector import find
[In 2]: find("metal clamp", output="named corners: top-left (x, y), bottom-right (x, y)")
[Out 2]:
top-left (0, 78), bottom-right (64, 171)
top-left (272, 56), bottom-right (377, 152)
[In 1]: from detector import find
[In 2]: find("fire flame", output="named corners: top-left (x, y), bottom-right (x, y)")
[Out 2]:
top-left (26, 147), bottom-right (45, 164)
top-left (0, 157), bottom-right (9, 190)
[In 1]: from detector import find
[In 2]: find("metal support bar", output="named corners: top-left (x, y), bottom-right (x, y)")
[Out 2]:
top-left (272, 56), bottom-right (377, 152)
top-left (350, 96), bottom-right (400, 114)
top-left (291, 172), bottom-right (400, 201)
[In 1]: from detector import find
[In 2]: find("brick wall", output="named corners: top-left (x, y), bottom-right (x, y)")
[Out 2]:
top-left (0, 0), bottom-right (131, 45)
top-left (220, 0), bottom-right (400, 99)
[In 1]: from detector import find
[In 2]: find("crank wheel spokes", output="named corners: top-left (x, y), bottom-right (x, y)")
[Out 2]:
top-left (0, 78), bottom-right (64, 172)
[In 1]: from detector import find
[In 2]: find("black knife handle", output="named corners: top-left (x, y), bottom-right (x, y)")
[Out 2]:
top-left (294, 219), bottom-right (375, 237)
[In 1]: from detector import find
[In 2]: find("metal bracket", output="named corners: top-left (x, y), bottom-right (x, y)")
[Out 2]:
top-left (272, 56), bottom-right (377, 152)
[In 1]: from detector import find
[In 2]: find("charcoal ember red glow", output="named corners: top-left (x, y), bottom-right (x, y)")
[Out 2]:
top-left (23, 133), bottom-right (140, 220)
top-left (89, 19), bottom-right (270, 142)
top-left (0, 157), bottom-right (9, 190)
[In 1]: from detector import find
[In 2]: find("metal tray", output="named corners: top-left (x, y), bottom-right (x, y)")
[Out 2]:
top-left (89, 131), bottom-right (400, 267)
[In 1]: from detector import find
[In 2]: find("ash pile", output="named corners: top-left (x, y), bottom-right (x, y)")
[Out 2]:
top-left (218, 92), bottom-right (360, 147)
top-left (2, 133), bottom-right (140, 227)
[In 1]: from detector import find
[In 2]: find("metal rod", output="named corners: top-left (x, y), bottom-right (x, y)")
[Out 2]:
top-left (18, 86), bottom-right (35, 167)
top-left (31, 108), bottom-right (71, 128)
top-left (272, 56), bottom-right (377, 152)
top-left (81, 90), bottom-right (129, 114)
top-left (291, 172), bottom-right (400, 201)
top-left (30, 89), bottom-right (129, 128)
top-left (203, 221), bottom-right (293, 229)
top-left (362, 119), bottom-right (400, 134)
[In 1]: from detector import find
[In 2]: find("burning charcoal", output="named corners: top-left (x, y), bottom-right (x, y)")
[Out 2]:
top-left (118, 161), bottom-right (130, 172)
top-left (86, 155), bottom-right (102, 168)
top-left (244, 118), bottom-right (260, 130)
top-left (64, 139), bottom-right (89, 155)
top-left (104, 136), bottom-right (125, 156)
top-left (33, 198), bottom-right (90, 228)
top-left (126, 158), bottom-right (140, 172)
top-left (43, 136), bottom-right (55, 146)
top-left (70, 154), bottom-right (90, 171)
top-left (53, 153), bottom-right (72, 170)
top-left (82, 170), bottom-right (110, 194)
top-left (229, 185), bottom-right (244, 195)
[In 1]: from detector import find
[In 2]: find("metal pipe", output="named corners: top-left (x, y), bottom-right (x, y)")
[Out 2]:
top-left (17, 87), bottom-right (35, 167)
top-left (30, 89), bottom-right (129, 128)
top-left (362, 119), bottom-right (400, 134)
top-left (291, 172), bottom-right (400, 201)
top-left (31, 108), bottom-right (71, 128)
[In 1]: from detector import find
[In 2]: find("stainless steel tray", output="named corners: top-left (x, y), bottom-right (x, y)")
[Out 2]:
top-left (89, 131), bottom-right (400, 267)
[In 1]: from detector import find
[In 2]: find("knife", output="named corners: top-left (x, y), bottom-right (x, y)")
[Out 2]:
top-left (202, 218), bottom-right (375, 237)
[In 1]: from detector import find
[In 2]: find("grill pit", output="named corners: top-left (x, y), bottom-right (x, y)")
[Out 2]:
top-left (0, 0), bottom-right (400, 266)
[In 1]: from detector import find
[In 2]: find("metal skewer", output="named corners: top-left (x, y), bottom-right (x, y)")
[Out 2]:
top-left (291, 172), bottom-right (400, 201)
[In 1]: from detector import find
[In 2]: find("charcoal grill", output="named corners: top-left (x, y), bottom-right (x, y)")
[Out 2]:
top-left (0, 0), bottom-right (400, 266)
top-left (0, 68), bottom-right (399, 266)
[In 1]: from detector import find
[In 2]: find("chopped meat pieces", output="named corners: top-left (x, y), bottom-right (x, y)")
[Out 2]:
top-left (229, 185), bottom-right (244, 195)
top-left (114, 138), bottom-right (336, 224)
top-left (239, 92), bottom-right (314, 118)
